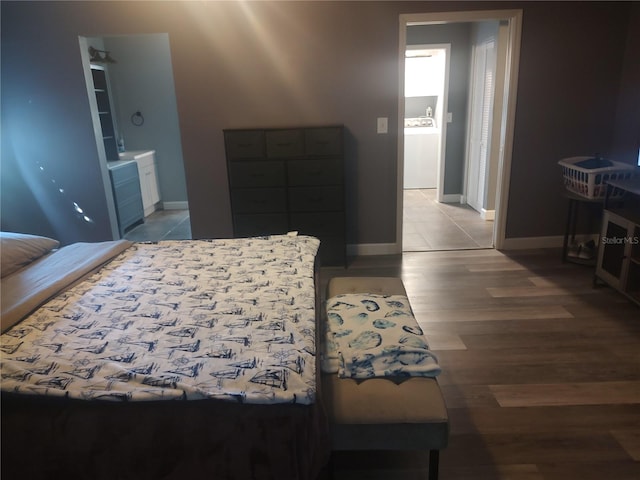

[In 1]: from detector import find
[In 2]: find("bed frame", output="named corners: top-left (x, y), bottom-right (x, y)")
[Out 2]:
top-left (1, 235), bottom-right (329, 480)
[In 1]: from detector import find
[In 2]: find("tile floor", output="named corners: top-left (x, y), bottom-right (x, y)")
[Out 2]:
top-left (403, 188), bottom-right (494, 251)
top-left (125, 191), bottom-right (494, 252)
top-left (124, 209), bottom-right (192, 242)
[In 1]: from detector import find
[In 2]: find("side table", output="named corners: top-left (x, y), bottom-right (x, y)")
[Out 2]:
top-left (562, 191), bottom-right (603, 265)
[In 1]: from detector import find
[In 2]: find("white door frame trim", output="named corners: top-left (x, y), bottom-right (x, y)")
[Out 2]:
top-left (396, 9), bottom-right (523, 252)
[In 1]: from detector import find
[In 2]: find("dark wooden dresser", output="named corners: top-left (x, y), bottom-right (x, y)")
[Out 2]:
top-left (224, 126), bottom-right (345, 265)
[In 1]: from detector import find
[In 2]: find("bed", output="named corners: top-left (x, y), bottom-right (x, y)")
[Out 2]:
top-left (0, 232), bottom-right (329, 480)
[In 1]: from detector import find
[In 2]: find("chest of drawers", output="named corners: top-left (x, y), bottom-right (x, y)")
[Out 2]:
top-left (224, 126), bottom-right (345, 265)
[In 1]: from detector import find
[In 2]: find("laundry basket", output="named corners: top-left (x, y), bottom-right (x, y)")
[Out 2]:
top-left (558, 156), bottom-right (637, 200)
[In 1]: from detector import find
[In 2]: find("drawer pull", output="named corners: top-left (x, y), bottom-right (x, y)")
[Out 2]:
top-left (250, 173), bottom-right (265, 177)
top-left (276, 142), bottom-right (292, 147)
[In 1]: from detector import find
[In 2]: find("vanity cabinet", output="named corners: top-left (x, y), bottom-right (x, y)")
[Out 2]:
top-left (116, 151), bottom-right (161, 217)
top-left (135, 152), bottom-right (161, 217)
top-left (595, 178), bottom-right (640, 306)
top-left (225, 126), bottom-right (346, 265)
top-left (108, 161), bottom-right (144, 236)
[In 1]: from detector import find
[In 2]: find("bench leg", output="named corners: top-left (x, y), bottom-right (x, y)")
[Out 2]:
top-left (428, 450), bottom-right (439, 480)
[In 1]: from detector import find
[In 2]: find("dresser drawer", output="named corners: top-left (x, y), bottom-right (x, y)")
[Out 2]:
top-left (289, 212), bottom-right (345, 236)
top-left (305, 127), bottom-right (343, 156)
top-left (109, 161), bottom-right (138, 185)
top-left (117, 195), bottom-right (144, 231)
top-left (225, 125), bottom-right (346, 265)
top-left (224, 130), bottom-right (265, 159)
top-left (229, 161), bottom-right (285, 187)
top-left (266, 129), bottom-right (304, 158)
top-left (234, 213), bottom-right (289, 237)
top-left (288, 186), bottom-right (343, 212)
top-left (287, 159), bottom-right (343, 186)
top-left (231, 188), bottom-right (287, 213)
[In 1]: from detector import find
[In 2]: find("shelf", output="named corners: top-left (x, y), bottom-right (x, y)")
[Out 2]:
top-left (595, 177), bottom-right (640, 306)
top-left (91, 65), bottom-right (118, 162)
top-left (606, 207), bottom-right (640, 225)
top-left (606, 177), bottom-right (640, 197)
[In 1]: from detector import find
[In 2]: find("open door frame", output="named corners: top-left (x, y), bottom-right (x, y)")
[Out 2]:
top-left (396, 9), bottom-right (523, 252)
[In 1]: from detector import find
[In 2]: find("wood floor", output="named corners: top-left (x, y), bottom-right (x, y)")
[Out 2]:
top-left (319, 248), bottom-right (640, 480)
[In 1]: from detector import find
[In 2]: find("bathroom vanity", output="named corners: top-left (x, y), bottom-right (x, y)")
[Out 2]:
top-left (108, 160), bottom-right (144, 236)
top-left (108, 150), bottom-right (160, 236)
top-left (118, 150), bottom-right (161, 217)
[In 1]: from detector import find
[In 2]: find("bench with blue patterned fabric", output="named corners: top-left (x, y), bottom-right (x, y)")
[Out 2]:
top-left (321, 276), bottom-right (449, 480)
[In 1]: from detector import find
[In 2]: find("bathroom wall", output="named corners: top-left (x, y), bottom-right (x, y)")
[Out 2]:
top-left (104, 35), bottom-right (188, 208)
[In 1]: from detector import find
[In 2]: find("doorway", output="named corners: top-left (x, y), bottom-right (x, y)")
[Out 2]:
top-left (80, 34), bottom-right (191, 241)
top-left (397, 10), bottom-right (523, 253)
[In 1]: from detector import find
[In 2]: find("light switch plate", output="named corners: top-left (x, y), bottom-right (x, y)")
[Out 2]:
top-left (377, 117), bottom-right (388, 134)
top-left (447, 112), bottom-right (453, 123)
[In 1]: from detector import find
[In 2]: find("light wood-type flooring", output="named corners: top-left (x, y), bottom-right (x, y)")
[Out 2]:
top-left (319, 248), bottom-right (640, 480)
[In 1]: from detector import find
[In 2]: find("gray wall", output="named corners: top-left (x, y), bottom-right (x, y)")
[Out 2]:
top-left (104, 34), bottom-right (188, 207)
top-left (2, 1), bottom-right (638, 247)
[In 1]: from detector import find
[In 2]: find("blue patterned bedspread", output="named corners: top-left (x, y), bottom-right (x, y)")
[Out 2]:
top-left (322, 293), bottom-right (441, 378)
top-left (1, 235), bottom-right (320, 404)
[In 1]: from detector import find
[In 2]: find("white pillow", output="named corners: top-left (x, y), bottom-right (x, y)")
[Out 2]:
top-left (0, 232), bottom-right (60, 278)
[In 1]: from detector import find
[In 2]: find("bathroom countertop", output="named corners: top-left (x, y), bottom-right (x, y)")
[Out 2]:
top-left (117, 150), bottom-right (156, 161)
top-left (107, 159), bottom-right (136, 169)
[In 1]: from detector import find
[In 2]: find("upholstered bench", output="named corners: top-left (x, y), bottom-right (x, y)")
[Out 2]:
top-left (321, 277), bottom-right (449, 480)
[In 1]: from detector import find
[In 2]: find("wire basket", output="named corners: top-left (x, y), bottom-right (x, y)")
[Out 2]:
top-left (559, 156), bottom-right (637, 200)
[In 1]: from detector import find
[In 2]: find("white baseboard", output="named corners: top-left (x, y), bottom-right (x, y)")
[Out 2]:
top-left (500, 234), bottom-right (598, 250)
top-left (347, 234), bottom-right (600, 256)
top-left (481, 209), bottom-right (495, 221)
top-left (162, 201), bottom-right (189, 210)
top-left (440, 194), bottom-right (462, 204)
top-left (500, 235), bottom-right (563, 250)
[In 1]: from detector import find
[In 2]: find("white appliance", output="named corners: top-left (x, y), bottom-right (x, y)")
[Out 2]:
top-left (404, 125), bottom-right (439, 189)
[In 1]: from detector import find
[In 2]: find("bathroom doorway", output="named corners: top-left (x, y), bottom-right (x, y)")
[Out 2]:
top-left (80, 33), bottom-right (190, 241)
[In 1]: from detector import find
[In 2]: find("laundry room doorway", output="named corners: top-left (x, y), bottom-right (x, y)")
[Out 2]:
top-left (397, 9), bottom-right (523, 253)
